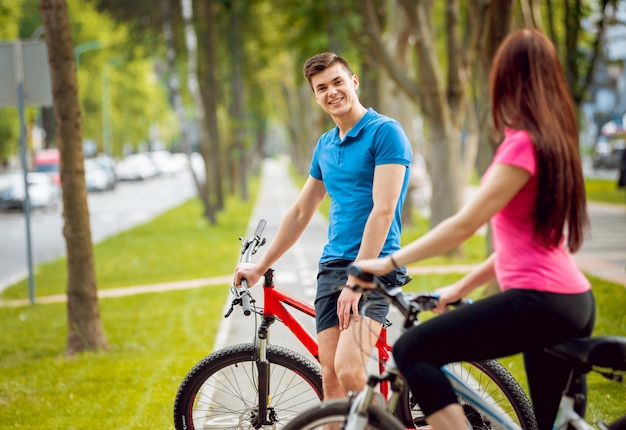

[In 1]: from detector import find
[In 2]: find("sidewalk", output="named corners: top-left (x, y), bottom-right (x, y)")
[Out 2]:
top-left (573, 201), bottom-right (626, 286)
top-left (1, 158), bottom-right (624, 310)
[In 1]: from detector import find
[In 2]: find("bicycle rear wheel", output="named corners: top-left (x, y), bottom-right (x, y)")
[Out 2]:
top-left (173, 343), bottom-right (323, 429)
top-left (394, 359), bottom-right (538, 430)
top-left (282, 399), bottom-right (405, 430)
top-left (608, 415), bottom-right (626, 430)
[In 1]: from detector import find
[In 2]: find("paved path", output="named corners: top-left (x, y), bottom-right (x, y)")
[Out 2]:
top-left (573, 201), bottom-right (626, 286)
top-left (211, 157), bottom-right (326, 360)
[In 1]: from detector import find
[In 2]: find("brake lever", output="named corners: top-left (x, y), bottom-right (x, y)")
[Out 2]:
top-left (252, 237), bottom-right (266, 255)
top-left (224, 303), bottom-right (235, 318)
top-left (224, 287), bottom-right (240, 317)
top-left (224, 285), bottom-right (243, 318)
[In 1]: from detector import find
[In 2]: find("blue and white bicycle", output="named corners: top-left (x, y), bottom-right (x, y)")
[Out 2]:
top-left (284, 266), bottom-right (626, 430)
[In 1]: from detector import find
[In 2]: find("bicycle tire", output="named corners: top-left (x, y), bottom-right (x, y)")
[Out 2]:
top-left (282, 398), bottom-right (405, 430)
top-left (173, 343), bottom-right (323, 429)
top-left (394, 359), bottom-right (538, 430)
top-left (608, 415), bottom-right (626, 430)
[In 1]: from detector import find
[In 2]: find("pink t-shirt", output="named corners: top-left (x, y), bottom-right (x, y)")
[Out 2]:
top-left (482, 128), bottom-right (590, 294)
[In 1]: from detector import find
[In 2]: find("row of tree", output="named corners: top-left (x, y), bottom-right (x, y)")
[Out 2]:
top-left (7, 0), bottom-right (621, 227)
top-left (1, 0), bottom-right (176, 165)
top-left (13, 0), bottom-right (623, 354)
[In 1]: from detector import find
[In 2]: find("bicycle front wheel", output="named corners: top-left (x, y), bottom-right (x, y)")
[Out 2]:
top-left (173, 343), bottom-right (323, 429)
top-left (282, 399), bottom-right (405, 430)
top-left (395, 359), bottom-right (538, 430)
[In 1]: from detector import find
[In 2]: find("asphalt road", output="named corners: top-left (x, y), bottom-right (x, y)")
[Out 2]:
top-left (0, 171), bottom-right (196, 291)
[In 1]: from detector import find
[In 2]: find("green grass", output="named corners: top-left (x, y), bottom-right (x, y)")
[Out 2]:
top-left (1, 168), bottom-right (625, 428)
top-left (0, 288), bottom-right (226, 429)
top-left (585, 177), bottom-right (626, 205)
top-left (1, 177), bottom-right (259, 428)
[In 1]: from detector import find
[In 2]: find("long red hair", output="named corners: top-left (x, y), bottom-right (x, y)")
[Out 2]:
top-left (490, 29), bottom-right (589, 252)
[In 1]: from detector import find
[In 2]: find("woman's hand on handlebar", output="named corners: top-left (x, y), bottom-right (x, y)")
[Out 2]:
top-left (432, 283), bottom-right (466, 314)
top-left (349, 256), bottom-right (395, 288)
top-left (234, 263), bottom-right (264, 288)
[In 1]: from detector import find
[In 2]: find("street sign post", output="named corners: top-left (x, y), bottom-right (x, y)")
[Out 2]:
top-left (0, 40), bottom-right (52, 305)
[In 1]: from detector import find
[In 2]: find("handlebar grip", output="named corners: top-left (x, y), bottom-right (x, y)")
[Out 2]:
top-left (441, 297), bottom-right (473, 307)
top-left (254, 219), bottom-right (267, 237)
top-left (456, 298), bottom-right (473, 306)
top-left (241, 279), bottom-right (251, 316)
top-left (431, 293), bottom-right (472, 308)
top-left (347, 264), bottom-right (374, 282)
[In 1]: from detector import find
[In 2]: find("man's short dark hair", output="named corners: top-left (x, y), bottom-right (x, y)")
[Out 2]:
top-left (303, 52), bottom-right (354, 90)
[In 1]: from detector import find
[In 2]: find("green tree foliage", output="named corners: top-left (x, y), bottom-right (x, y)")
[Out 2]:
top-left (7, 0), bottom-right (622, 216)
top-left (0, 0), bottom-right (26, 165)
top-left (14, 0), bottom-right (175, 159)
top-left (0, 0), bottom-right (23, 36)
top-left (68, 0), bottom-right (176, 156)
top-left (523, 0), bottom-right (621, 107)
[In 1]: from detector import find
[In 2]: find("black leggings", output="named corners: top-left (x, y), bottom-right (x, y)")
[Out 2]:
top-left (393, 288), bottom-right (595, 430)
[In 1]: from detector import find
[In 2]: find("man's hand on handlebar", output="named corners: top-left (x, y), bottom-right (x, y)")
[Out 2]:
top-left (234, 262), bottom-right (264, 289)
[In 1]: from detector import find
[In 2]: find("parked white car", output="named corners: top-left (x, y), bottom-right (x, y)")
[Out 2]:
top-left (0, 171), bottom-right (61, 212)
top-left (115, 154), bottom-right (159, 181)
top-left (84, 158), bottom-right (116, 191)
top-left (149, 150), bottom-right (183, 176)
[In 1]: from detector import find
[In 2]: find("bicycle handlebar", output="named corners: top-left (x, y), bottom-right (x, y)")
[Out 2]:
top-left (241, 279), bottom-right (251, 316)
top-left (347, 264), bottom-right (471, 320)
top-left (254, 219), bottom-right (267, 238)
top-left (231, 219), bottom-right (267, 317)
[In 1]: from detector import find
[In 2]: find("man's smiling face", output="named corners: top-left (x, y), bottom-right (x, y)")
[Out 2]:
top-left (311, 63), bottom-right (360, 119)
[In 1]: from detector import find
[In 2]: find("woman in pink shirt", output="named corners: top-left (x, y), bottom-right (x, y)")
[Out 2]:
top-left (352, 28), bottom-right (595, 430)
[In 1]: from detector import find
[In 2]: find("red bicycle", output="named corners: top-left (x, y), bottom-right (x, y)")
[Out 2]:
top-left (173, 219), bottom-right (535, 429)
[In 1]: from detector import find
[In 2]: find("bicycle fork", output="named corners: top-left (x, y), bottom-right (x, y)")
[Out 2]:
top-left (344, 356), bottom-right (405, 430)
top-left (252, 316), bottom-right (277, 428)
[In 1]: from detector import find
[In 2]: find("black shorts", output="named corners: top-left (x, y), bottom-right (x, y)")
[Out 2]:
top-left (314, 259), bottom-right (407, 333)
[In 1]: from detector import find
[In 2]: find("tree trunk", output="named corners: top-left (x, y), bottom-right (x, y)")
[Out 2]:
top-left (475, 0), bottom-right (514, 295)
top-left (181, 0), bottom-right (217, 222)
top-left (360, 0), bottom-right (493, 257)
top-left (475, 0), bottom-right (513, 176)
top-left (562, 0), bottom-right (611, 105)
top-left (280, 83), bottom-right (317, 175)
top-left (519, 0), bottom-right (544, 30)
top-left (197, 0), bottom-right (224, 211)
top-left (159, 0), bottom-right (208, 218)
top-left (39, 0), bottom-right (108, 355)
top-left (403, 0), bottom-right (463, 257)
top-left (381, 5), bottom-right (418, 227)
top-left (227, 2), bottom-right (248, 200)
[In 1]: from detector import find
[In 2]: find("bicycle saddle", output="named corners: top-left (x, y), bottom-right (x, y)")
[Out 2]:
top-left (546, 336), bottom-right (626, 371)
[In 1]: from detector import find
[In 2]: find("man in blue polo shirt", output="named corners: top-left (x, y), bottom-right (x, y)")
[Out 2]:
top-left (235, 52), bottom-right (412, 402)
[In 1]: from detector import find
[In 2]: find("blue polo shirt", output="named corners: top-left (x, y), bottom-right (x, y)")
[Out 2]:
top-left (310, 108), bottom-right (413, 263)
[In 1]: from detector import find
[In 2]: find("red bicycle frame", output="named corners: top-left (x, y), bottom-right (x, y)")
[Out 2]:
top-left (258, 267), bottom-right (393, 397)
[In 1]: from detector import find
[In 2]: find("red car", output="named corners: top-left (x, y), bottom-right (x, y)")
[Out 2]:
top-left (33, 148), bottom-right (61, 184)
